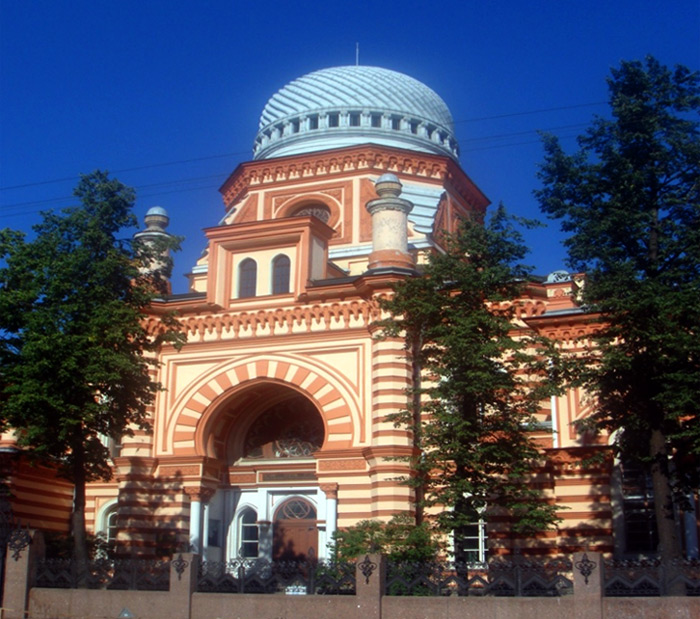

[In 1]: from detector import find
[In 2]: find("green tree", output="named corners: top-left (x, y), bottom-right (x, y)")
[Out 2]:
top-left (332, 514), bottom-right (440, 562)
top-left (0, 171), bottom-right (183, 570)
top-left (536, 57), bottom-right (700, 563)
top-left (379, 205), bottom-right (561, 559)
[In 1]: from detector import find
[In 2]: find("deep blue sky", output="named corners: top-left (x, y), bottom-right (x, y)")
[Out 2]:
top-left (1, 1), bottom-right (698, 293)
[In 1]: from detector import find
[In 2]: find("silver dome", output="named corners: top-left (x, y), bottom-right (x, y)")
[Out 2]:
top-left (253, 66), bottom-right (458, 160)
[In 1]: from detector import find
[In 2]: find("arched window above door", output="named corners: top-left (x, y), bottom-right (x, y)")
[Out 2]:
top-left (241, 395), bottom-right (324, 460)
top-left (276, 498), bottom-right (316, 520)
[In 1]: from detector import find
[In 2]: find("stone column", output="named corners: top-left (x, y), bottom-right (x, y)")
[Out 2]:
top-left (185, 487), bottom-right (213, 554)
top-left (365, 173), bottom-right (415, 271)
top-left (320, 482), bottom-right (338, 553)
top-left (189, 496), bottom-right (202, 554)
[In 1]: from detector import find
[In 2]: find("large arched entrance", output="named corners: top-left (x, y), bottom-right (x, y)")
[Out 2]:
top-left (197, 381), bottom-right (334, 562)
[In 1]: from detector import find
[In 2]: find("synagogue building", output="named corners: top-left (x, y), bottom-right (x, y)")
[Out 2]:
top-left (3, 65), bottom-right (697, 562)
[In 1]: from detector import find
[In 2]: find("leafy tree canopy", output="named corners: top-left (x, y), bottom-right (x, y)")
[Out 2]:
top-left (379, 205), bottom-right (561, 557)
top-left (536, 56), bottom-right (700, 560)
top-left (332, 514), bottom-right (440, 563)
top-left (0, 171), bottom-right (183, 563)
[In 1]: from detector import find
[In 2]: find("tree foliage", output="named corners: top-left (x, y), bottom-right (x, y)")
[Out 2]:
top-left (332, 514), bottom-right (440, 562)
top-left (536, 57), bottom-right (700, 560)
top-left (379, 205), bottom-right (561, 558)
top-left (0, 171), bottom-right (183, 565)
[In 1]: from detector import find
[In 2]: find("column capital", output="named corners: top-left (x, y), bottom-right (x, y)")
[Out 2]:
top-left (320, 483), bottom-right (339, 499)
top-left (184, 486), bottom-right (215, 503)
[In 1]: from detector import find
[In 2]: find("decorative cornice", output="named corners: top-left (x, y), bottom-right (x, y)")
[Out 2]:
top-left (317, 459), bottom-right (366, 471)
top-left (146, 290), bottom-right (572, 343)
top-left (490, 300), bottom-right (548, 320)
top-left (219, 144), bottom-right (486, 210)
top-left (152, 297), bottom-right (384, 341)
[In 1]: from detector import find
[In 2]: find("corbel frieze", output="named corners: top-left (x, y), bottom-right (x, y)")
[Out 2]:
top-left (172, 298), bottom-right (382, 341)
top-left (220, 148), bottom-right (451, 206)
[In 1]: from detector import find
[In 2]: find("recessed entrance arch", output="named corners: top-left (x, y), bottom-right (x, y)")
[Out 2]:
top-left (187, 378), bottom-right (336, 562)
top-left (192, 380), bottom-right (327, 464)
top-left (166, 356), bottom-right (354, 562)
top-left (168, 355), bottom-right (359, 458)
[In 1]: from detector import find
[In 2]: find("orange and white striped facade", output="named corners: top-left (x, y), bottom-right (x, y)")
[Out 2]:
top-left (86, 138), bottom-right (616, 561)
top-left (3, 65), bottom-right (652, 561)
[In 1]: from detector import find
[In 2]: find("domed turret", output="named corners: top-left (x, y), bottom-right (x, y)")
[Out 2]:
top-left (253, 66), bottom-right (459, 160)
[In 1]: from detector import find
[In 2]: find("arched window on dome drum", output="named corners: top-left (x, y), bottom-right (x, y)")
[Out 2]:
top-left (272, 254), bottom-right (290, 295)
top-left (238, 258), bottom-right (257, 298)
top-left (291, 203), bottom-right (331, 224)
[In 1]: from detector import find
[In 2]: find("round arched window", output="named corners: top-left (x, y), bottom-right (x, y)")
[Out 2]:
top-left (243, 395), bottom-right (324, 459)
top-left (292, 203), bottom-right (331, 223)
top-left (277, 498), bottom-right (316, 520)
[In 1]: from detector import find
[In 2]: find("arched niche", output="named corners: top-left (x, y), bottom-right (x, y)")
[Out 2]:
top-left (226, 390), bottom-right (325, 465)
top-left (170, 356), bottom-right (358, 458)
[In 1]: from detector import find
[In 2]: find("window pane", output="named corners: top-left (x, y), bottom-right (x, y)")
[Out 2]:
top-left (272, 255), bottom-right (290, 295)
top-left (621, 463), bottom-right (658, 553)
top-left (208, 519), bottom-right (221, 547)
top-left (240, 509), bottom-right (259, 557)
top-left (238, 259), bottom-right (257, 298)
top-left (106, 510), bottom-right (118, 542)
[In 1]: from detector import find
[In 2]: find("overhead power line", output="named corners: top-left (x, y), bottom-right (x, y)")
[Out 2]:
top-left (0, 101), bottom-right (606, 194)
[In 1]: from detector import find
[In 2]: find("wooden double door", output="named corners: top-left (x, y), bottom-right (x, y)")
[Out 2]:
top-left (272, 497), bottom-right (318, 561)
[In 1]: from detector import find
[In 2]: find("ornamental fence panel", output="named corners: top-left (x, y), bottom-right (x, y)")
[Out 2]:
top-left (385, 558), bottom-right (574, 597)
top-left (197, 558), bottom-right (357, 594)
top-left (603, 558), bottom-right (700, 597)
top-left (27, 554), bottom-right (700, 598)
top-left (34, 557), bottom-right (171, 591)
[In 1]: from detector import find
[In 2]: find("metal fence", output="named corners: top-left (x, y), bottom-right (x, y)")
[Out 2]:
top-left (28, 554), bottom-right (700, 597)
top-left (603, 558), bottom-right (700, 596)
top-left (35, 558), bottom-right (171, 591)
top-left (385, 558), bottom-right (574, 596)
top-left (197, 558), bottom-right (357, 594)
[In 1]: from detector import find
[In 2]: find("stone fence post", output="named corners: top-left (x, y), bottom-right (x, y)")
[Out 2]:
top-left (2, 529), bottom-right (44, 619)
top-left (572, 551), bottom-right (603, 619)
top-left (168, 552), bottom-right (198, 619)
top-left (355, 554), bottom-right (385, 619)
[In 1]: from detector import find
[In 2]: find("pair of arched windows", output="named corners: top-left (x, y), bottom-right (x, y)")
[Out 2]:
top-left (238, 254), bottom-right (290, 298)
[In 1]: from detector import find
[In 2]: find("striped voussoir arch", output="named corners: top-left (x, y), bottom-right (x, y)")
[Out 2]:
top-left (170, 356), bottom-right (356, 456)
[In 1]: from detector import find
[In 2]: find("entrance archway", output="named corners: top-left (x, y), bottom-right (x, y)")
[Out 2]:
top-left (198, 383), bottom-right (330, 562)
top-left (272, 497), bottom-right (318, 561)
